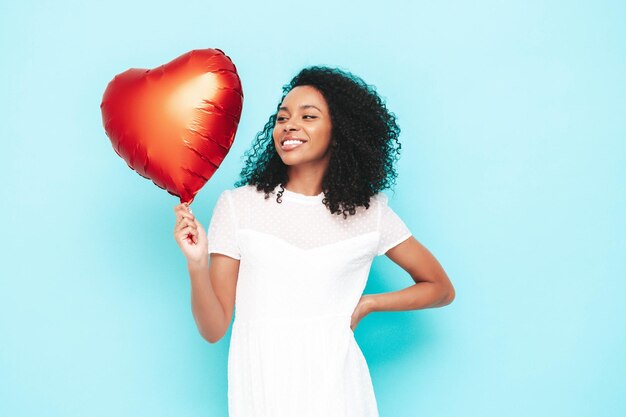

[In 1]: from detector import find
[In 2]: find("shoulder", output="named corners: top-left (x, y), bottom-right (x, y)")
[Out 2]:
top-left (373, 192), bottom-right (408, 208)
top-left (218, 184), bottom-right (255, 199)
top-left (349, 192), bottom-right (387, 219)
top-left (371, 191), bottom-right (388, 207)
top-left (218, 185), bottom-right (269, 210)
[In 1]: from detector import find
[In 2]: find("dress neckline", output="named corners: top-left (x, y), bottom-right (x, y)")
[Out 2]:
top-left (275, 183), bottom-right (325, 204)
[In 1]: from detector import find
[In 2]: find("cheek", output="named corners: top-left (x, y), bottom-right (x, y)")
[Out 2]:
top-left (317, 126), bottom-right (332, 146)
top-left (311, 125), bottom-right (331, 142)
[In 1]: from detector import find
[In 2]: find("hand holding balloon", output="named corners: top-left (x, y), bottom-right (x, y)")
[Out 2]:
top-left (173, 203), bottom-right (208, 264)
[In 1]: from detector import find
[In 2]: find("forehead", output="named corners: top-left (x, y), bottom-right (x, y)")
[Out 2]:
top-left (280, 85), bottom-right (327, 110)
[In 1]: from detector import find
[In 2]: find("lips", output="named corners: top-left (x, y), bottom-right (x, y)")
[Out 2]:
top-left (280, 136), bottom-right (308, 152)
top-left (281, 136), bottom-right (307, 145)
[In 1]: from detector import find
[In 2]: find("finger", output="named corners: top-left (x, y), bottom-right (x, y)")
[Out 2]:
top-left (183, 226), bottom-right (197, 237)
top-left (174, 203), bottom-right (189, 213)
top-left (179, 208), bottom-right (195, 217)
top-left (175, 215), bottom-right (189, 225)
top-left (179, 222), bottom-right (198, 234)
top-left (174, 206), bottom-right (193, 217)
top-left (174, 203), bottom-right (195, 213)
top-left (175, 220), bottom-right (191, 233)
top-left (181, 219), bottom-right (198, 229)
top-left (175, 212), bottom-right (196, 225)
top-left (175, 222), bottom-right (192, 234)
top-left (181, 211), bottom-right (195, 221)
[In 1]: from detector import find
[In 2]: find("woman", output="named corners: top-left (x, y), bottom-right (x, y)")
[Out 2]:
top-left (173, 66), bottom-right (455, 417)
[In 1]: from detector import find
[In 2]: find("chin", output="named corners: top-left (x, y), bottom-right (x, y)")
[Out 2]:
top-left (279, 156), bottom-right (305, 166)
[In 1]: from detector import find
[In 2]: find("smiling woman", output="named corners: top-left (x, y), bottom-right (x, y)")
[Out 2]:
top-left (173, 66), bottom-right (455, 417)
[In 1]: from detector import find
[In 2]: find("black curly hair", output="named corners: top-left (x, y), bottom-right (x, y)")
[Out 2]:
top-left (234, 65), bottom-right (402, 218)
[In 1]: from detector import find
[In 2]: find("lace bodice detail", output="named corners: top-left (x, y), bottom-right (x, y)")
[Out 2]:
top-left (207, 184), bottom-right (412, 259)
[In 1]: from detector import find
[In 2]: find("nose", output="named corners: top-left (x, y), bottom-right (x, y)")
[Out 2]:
top-left (283, 119), bottom-right (300, 132)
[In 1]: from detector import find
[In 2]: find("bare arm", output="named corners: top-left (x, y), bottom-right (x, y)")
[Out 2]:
top-left (174, 203), bottom-right (240, 343)
top-left (364, 236), bottom-right (455, 314)
top-left (188, 254), bottom-right (239, 343)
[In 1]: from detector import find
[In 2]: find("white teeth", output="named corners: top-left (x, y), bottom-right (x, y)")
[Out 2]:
top-left (283, 140), bottom-right (304, 145)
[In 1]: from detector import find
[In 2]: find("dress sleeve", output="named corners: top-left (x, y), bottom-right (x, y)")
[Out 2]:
top-left (376, 193), bottom-right (412, 256)
top-left (207, 190), bottom-right (241, 260)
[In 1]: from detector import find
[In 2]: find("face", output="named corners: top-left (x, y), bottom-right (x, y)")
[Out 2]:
top-left (273, 85), bottom-right (333, 168)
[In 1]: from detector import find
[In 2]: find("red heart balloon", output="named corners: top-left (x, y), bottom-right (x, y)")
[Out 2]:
top-left (100, 48), bottom-right (243, 204)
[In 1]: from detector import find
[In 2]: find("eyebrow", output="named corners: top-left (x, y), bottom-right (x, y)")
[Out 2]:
top-left (278, 104), bottom-right (322, 112)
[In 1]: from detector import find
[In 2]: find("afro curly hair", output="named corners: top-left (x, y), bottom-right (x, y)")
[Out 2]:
top-left (234, 66), bottom-right (403, 219)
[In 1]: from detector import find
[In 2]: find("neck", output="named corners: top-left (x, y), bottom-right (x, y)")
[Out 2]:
top-left (284, 166), bottom-right (326, 196)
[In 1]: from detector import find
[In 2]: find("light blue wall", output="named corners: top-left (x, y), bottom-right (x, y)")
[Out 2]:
top-left (1, 1), bottom-right (624, 416)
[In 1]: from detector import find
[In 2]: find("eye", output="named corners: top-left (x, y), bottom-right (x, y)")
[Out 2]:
top-left (276, 115), bottom-right (316, 122)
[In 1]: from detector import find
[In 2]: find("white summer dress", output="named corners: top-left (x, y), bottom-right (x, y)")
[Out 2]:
top-left (206, 183), bottom-right (412, 417)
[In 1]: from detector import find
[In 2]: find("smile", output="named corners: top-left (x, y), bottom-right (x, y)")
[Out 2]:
top-left (281, 139), bottom-right (307, 151)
